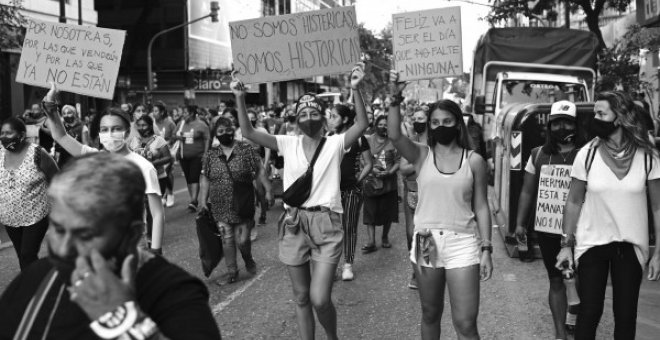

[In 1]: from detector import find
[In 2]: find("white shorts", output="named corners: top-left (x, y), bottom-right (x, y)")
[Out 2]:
top-left (410, 229), bottom-right (480, 269)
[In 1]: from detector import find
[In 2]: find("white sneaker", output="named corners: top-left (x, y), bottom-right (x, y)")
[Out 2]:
top-left (166, 194), bottom-right (175, 207)
top-left (342, 263), bottom-right (354, 281)
top-left (250, 228), bottom-right (258, 242)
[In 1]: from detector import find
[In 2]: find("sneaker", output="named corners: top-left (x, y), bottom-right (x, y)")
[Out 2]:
top-left (250, 228), bottom-right (258, 241)
top-left (187, 201), bottom-right (197, 212)
top-left (161, 195), bottom-right (167, 206)
top-left (166, 194), bottom-right (175, 207)
top-left (245, 259), bottom-right (257, 275)
top-left (341, 263), bottom-right (354, 281)
top-left (407, 273), bottom-right (418, 290)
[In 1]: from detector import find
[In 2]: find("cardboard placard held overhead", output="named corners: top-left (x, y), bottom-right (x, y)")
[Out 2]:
top-left (16, 19), bottom-right (125, 100)
top-left (534, 164), bottom-right (572, 235)
top-left (392, 7), bottom-right (462, 81)
top-left (229, 6), bottom-right (361, 84)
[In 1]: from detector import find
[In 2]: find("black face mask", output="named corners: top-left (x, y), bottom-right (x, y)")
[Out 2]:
top-left (550, 128), bottom-right (575, 144)
top-left (250, 120), bottom-right (257, 128)
top-left (138, 129), bottom-right (153, 138)
top-left (286, 115), bottom-right (297, 123)
top-left (217, 133), bottom-right (234, 146)
top-left (298, 119), bottom-right (324, 137)
top-left (376, 127), bottom-right (387, 137)
top-left (430, 125), bottom-right (458, 145)
top-left (590, 118), bottom-right (618, 139)
top-left (1, 136), bottom-right (23, 151)
top-left (63, 116), bottom-right (75, 124)
top-left (413, 122), bottom-right (427, 134)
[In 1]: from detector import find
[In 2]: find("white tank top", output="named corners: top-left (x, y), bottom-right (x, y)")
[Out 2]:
top-left (414, 147), bottom-right (477, 234)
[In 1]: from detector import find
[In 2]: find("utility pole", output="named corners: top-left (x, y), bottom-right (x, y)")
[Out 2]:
top-left (78, 0), bottom-right (83, 25)
top-left (58, 0), bottom-right (66, 23)
top-left (564, 0), bottom-right (570, 28)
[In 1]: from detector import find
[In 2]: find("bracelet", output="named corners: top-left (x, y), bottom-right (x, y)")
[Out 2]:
top-left (560, 234), bottom-right (575, 248)
top-left (481, 239), bottom-right (492, 247)
top-left (90, 301), bottom-right (139, 339)
top-left (481, 245), bottom-right (493, 253)
top-left (126, 316), bottom-right (158, 340)
top-left (390, 93), bottom-right (404, 106)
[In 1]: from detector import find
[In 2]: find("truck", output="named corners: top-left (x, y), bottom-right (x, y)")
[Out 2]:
top-left (468, 27), bottom-right (600, 140)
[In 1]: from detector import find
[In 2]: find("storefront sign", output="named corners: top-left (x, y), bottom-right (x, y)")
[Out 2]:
top-left (392, 7), bottom-right (462, 81)
top-left (229, 6), bottom-right (361, 84)
top-left (534, 164), bottom-right (572, 235)
top-left (15, 19), bottom-right (125, 99)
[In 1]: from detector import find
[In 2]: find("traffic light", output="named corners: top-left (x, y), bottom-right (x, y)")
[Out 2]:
top-left (151, 72), bottom-right (158, 89)
top-left (210, 2), bottom-right (219, 22)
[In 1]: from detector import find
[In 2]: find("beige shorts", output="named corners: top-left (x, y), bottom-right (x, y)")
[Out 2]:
top-left (410, 229), bottom-right (480, 269)
top-left (279, 209), bottom-right (344, 266)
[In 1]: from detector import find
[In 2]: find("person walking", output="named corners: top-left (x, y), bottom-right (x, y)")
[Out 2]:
top-left (327, 103), bottom-right (373, 281)
top-left (0, 117), bottom-right (58, 270)
top-left (387, 72), bottom-right (493, 340)
top-left (230, 62), bottom-right (368, 340)
top-left (175, 105), bottom-right (211, 212)
top-left (515, 101), bottom-right (580, 340)
top-left (361, 115), bottom-right (400, 253)
top-left (556, 91), bottom-right (660, 340)
top-left (152, 101), bottom-right (177, 207)
top-left (55, 105), bottom-right (90, 167)
top-left (198, 117), bottom-right (272, 284)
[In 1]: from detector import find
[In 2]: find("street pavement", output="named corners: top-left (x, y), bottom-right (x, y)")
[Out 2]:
top-left (1, 172), bottom-right (659, 339)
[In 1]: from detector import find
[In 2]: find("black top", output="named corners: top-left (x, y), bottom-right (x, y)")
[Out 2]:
top-left (340, 135), bottom-right (370, 191)
top-left (0, 256), bottom-right (222, 340)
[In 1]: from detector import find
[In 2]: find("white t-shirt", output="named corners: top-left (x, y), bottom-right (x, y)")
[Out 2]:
top-left (571, 143), bottom-right (660, 267)
top-left (81, 145), bottom-right (162, 196)
top-left (276, 134), bottom-right (347, 213)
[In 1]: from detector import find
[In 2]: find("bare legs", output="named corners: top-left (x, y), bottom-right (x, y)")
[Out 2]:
top-left (414, 264), bottom-right (481, 340)
top-left (287, 261), bottom-right (339, 340)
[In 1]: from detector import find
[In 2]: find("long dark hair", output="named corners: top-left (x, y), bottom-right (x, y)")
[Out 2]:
top-left (136, 115), bottom-right (155, 136)
top-left (596, 91), bottom-right (657, 157)
top-left (427, 100), bottom-right (472, 150)
top-left (334, 104), bottom-right (355, 127)
top-left (541, 117), bottom-right (575, 155)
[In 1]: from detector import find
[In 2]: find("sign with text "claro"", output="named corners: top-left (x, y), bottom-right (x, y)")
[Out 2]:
top-left (229, 6), bottom-right (361, 84)
top-left (16, 19), bottom-right (125, 100)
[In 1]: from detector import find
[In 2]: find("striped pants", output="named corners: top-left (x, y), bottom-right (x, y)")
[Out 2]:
top-left (341, 188), bottom-right (363, 264)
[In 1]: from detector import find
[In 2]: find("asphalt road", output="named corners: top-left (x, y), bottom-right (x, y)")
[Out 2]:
top-left (1, 171), bottom-right (659, 339)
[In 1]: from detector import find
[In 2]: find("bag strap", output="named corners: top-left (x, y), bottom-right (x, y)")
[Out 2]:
top-left (220, 150), bottom-right (236, 182)
top-left (308, 137), bottom-right (327, 170)
top-left (585, 141), bottom-right (598, 176)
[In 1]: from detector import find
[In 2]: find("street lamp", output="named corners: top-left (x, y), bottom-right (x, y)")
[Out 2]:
top-left (147, 1), bottom-right (219, 92)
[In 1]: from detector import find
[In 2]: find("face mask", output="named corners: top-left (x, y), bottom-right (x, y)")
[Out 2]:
top-left (376, 126), bottom-right (388, 137)
top-left (1, 136), bottom-right (23, 151)
top-left (298, 119), bottom-right (323, 137)
top-left (138, 128), bottom-right (153, 138)
top-left (430, 125), bottom-right (458, 145)
top-left (217, 133), bottom-right (234, 146)
top-left (99, 131), bottom-right (126, 152)
top-left (63, 116), bottom-right (75, 124)
top-left (286, 115), bottom-right (297, 123)
top-left (250, 120), bottom-right (257, 128)
top-left (413, 122), bottom-right (426, 134)
top-left (551, 128), bottom-right (575, 144)
top-left (590, 118), bottom-right (617, 139)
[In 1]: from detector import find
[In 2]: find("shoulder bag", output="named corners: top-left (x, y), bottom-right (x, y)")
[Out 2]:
top-left (282, 137), bottom-right (326, 207)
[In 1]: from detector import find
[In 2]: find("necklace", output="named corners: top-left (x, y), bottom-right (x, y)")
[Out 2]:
top-left (556, 148), bottom-right (576, 163)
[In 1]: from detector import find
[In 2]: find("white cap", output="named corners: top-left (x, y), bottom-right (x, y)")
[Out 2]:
top-left (549, 100), bottom-right (576, 122)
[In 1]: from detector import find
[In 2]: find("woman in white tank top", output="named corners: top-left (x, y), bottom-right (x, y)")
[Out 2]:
top-left (387, 72), bottom-right (493, 340)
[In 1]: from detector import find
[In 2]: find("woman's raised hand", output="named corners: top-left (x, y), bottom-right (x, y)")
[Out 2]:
top-left (350, 62), bottom-right (365, 89)
top-left (230, 71), bottom-right (246, 97)
top-left (389, 70), bottom-right (407, 95)
top-left (44, 81), bottom-right (59, 103)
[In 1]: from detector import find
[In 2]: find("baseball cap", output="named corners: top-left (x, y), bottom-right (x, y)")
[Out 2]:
top-left (549, 100), bottom-right (576, 122)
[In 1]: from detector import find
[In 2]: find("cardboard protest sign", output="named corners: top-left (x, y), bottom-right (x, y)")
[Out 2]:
top-left (229, 6), bottom-right (361, 84)
top-left (534, 164), bottom-right (572, 235)
top-left (16, 19), bottom-right (125, 100)
top-left (392, 7), bottom-right (462, 81)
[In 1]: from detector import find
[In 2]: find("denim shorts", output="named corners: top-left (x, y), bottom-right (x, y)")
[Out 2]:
top-left (410, 229), bottom-right (480, 269)
top-left (279, 209), bottom-right (344, 266)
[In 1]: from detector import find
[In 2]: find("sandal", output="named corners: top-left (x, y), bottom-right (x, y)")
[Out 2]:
top-left (361, 245), bottom-right (377, 254)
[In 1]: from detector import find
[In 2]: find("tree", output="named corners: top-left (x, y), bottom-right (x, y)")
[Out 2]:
top-left (0, 0), bottom-right (26, 51)
top-left (486, 0), bottom-right (635, 49)
top-left (357, 23), bottom-right (392, 104)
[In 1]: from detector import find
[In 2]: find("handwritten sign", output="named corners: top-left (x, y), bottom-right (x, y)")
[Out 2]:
top-left (16, 19), bottom-right (125, 100)
top-left (392, 7), bottom-right (462, 81)
top-left (534, 164), bottom-right (572, 235)
top-left (229, 6), bottom-right (361, 84)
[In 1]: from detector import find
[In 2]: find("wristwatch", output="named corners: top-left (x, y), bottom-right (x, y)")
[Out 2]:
top-left (560, 233), bottom-right (575, 248)
top-left (481, 245), bottom-right (493, 253)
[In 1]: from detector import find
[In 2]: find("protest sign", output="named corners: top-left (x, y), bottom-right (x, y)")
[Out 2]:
top-left (392, 7), bottom-right (462, 81)
top-left (16, 19), bottom-right (125, 100)
top-left (229, 6), bottom-right (361, 84)
top-left (534, 164), bottom-right (572, 235)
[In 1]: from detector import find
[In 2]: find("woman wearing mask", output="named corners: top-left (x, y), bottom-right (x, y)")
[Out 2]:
top-left (361, 115), bottom-right (400, 254)
top-left (556, 91), bottom-right (660, 339)
top-left (175, 105), bottom-right (211, 211)
top-left (128, 103), bottom-right (149, 141)
top-left (400, 105), bottom-right (430, 289)
top-left (128, 115), bottom-right (172, 201)
top-left (231, 62), bottom-right (367, 340)
top-left (515, 101), bottom-right (580, 340)
top-left (327, 104), bottom-right (373, 281)
top-left (171, 106), bottom-right (183, 126)
top-left (152, 101), bottom-right (177, 207)
top-left (279, 109), bottom-right (300, 136)
top-left (55, 104), bottom-right (90, 167)
top-left (388, 73), bottom-right (493, 340)
top-left (42, 83), bottom-right (166, 255)
top-left (198, 117), bottom-right (272, 283)
top-left (0, 117), bottom-right (58, 270)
